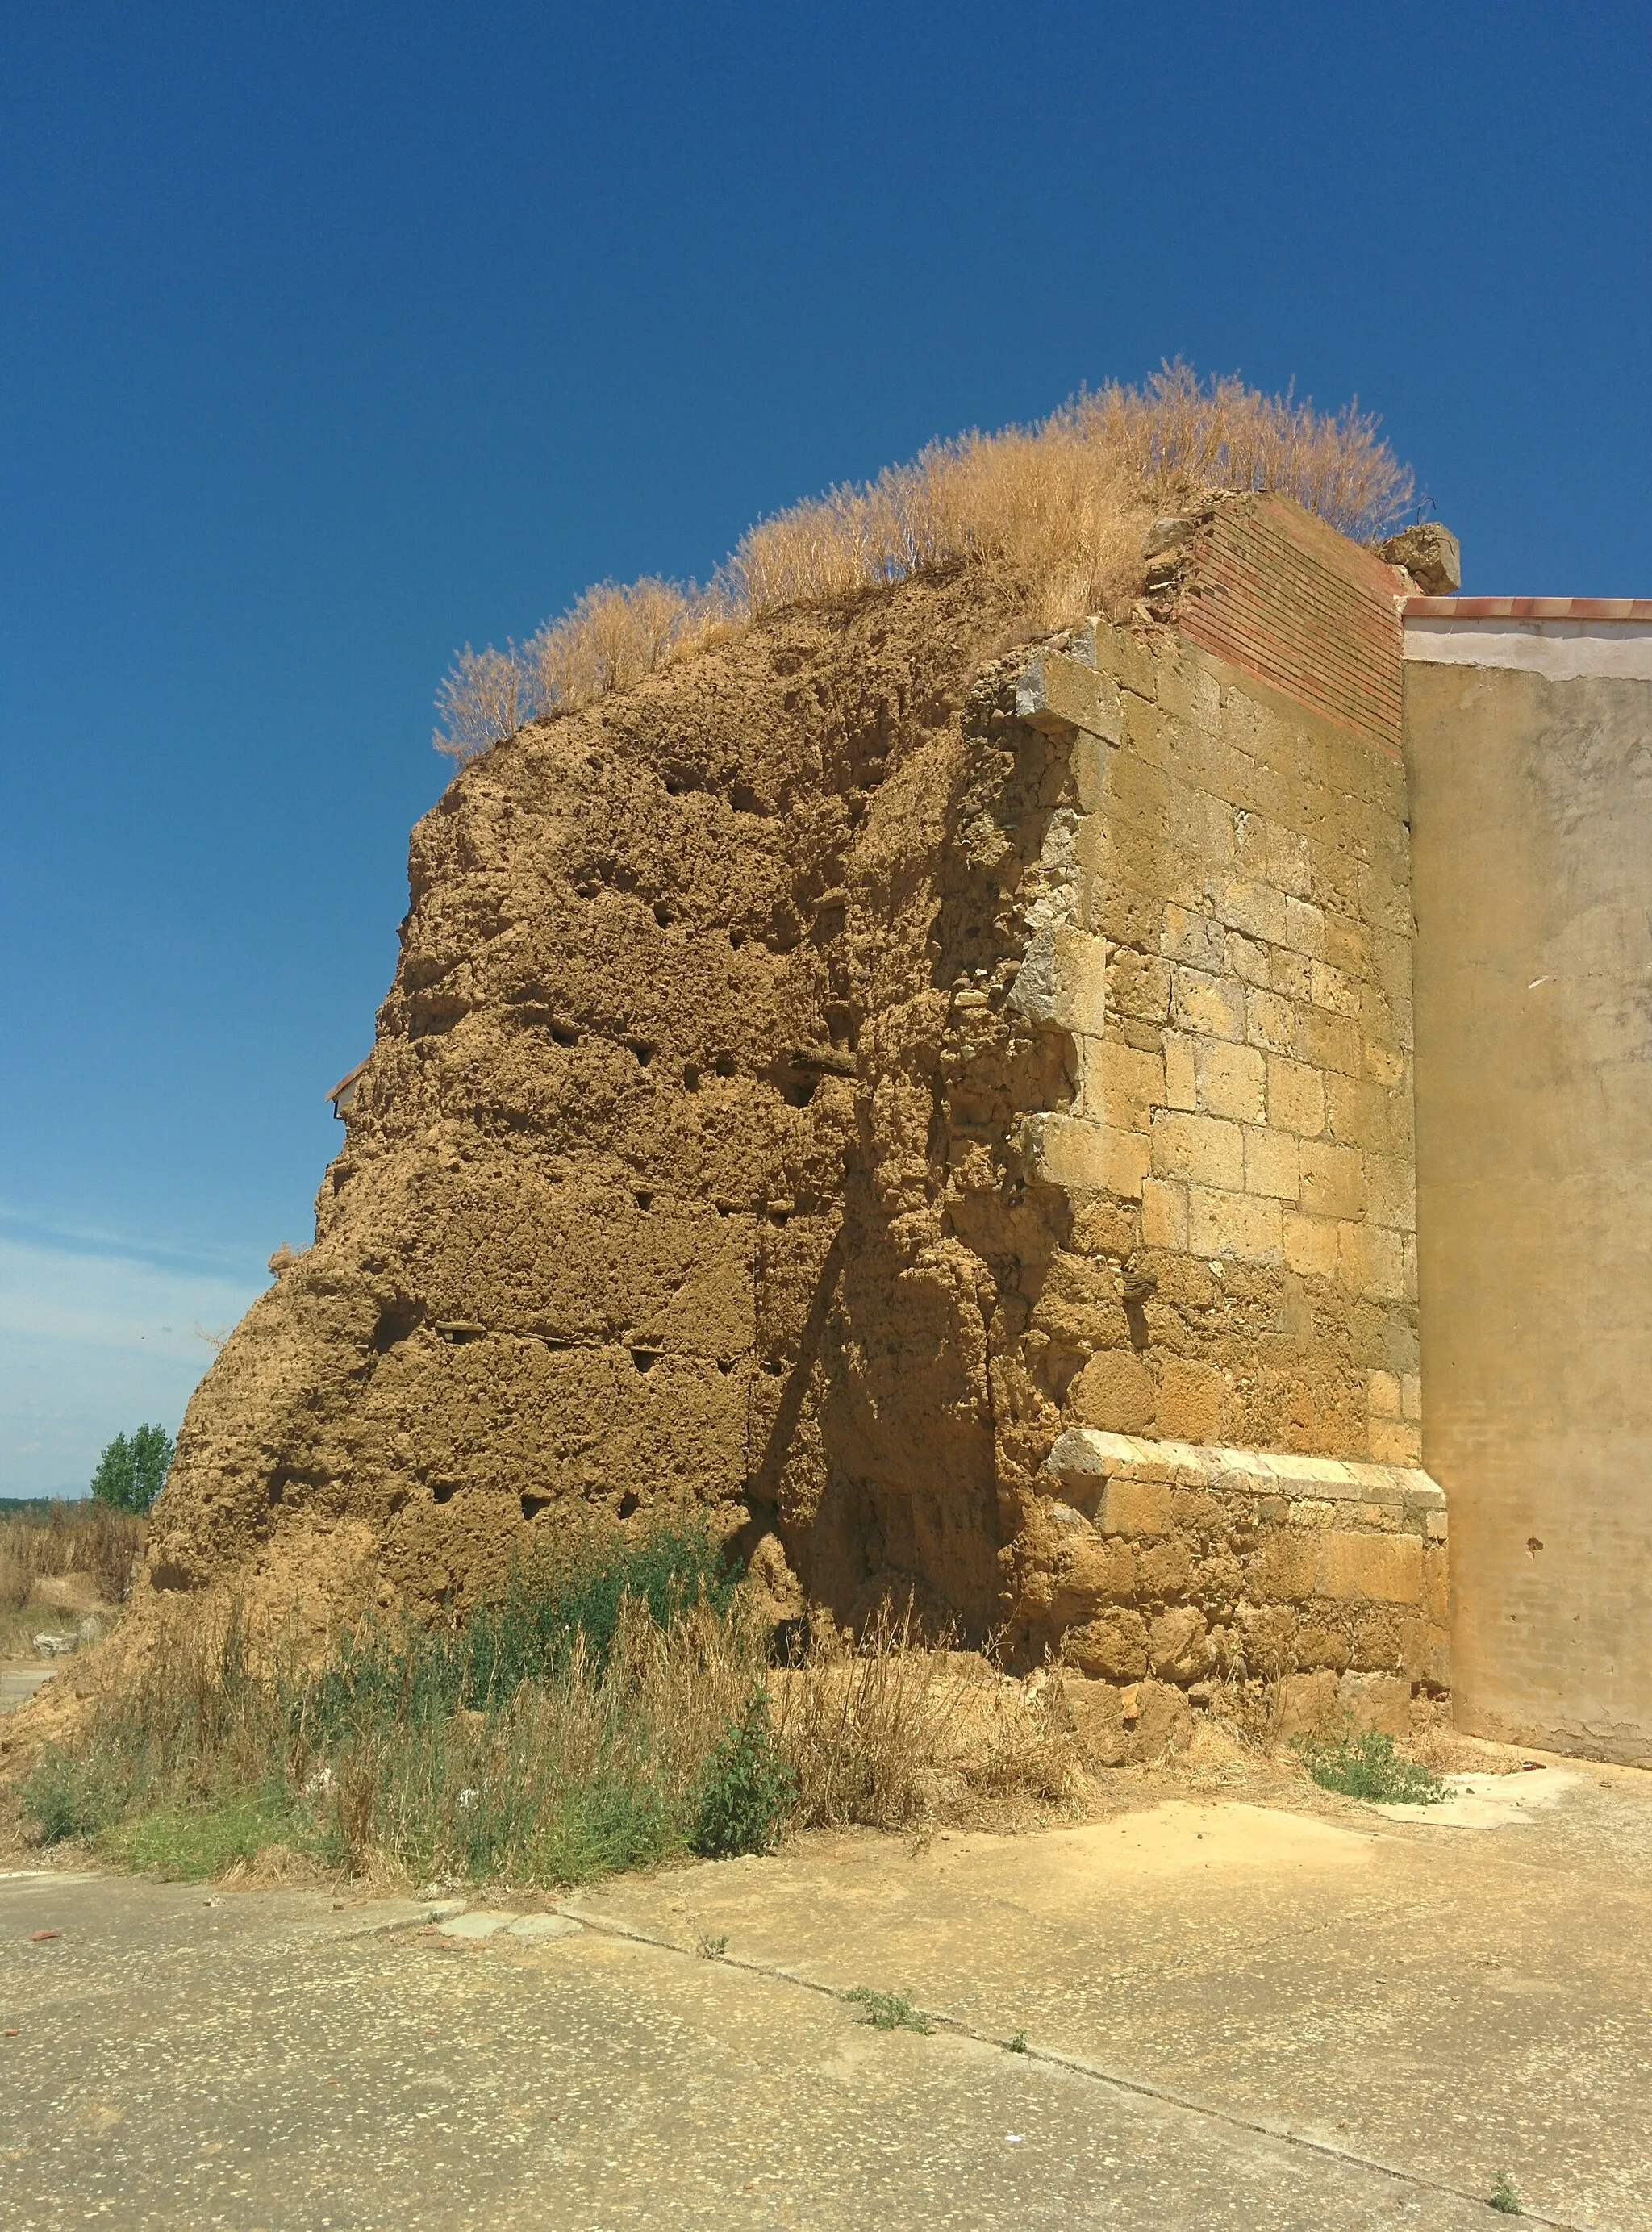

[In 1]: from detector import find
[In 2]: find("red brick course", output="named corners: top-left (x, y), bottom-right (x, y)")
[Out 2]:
top-left (1171, 495), bottom-right (1406, 760)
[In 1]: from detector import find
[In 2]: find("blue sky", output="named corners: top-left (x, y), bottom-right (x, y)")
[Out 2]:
top-left (2, 2), bottom-right (1649, 1495)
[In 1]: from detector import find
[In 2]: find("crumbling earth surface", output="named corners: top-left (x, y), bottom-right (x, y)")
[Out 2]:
top-left (147, 568), bottom-right (1110, 1646)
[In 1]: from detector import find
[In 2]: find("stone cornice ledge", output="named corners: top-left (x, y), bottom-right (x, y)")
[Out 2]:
top-left (1043, 1427), bottom-right (1445, 1516)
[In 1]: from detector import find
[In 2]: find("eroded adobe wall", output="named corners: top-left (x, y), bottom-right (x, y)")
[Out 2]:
top-left (149, 569), bottom-right (1081, 1633)
top-left (151, 503), bottom-right (1445, 1738)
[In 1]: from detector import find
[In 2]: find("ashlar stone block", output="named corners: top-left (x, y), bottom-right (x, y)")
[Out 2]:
top-left (1151, 1109), bottom-right (1244, 1191)
top-left (1267, 1055), bottom-right (1325, 1137)
top-left (1195, 1037), bottom-right (1266, 1123)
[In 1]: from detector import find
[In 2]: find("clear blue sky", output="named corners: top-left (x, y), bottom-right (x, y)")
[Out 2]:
top-left (2, 2), bottom-right (1648, 1496)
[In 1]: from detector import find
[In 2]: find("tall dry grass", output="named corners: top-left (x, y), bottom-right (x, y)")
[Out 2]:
top-left (434, 361), bottom-right (1414, 763)
top-left (19, 1575), bottom-right (1070, 1885)
top-left (0, 1500), bottom-right (144, 1613)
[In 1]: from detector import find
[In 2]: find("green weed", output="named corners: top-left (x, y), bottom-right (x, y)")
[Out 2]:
top-left (1294, 1723), bottom-right (1446, 1807)
top-left (690, 1692), bottom-right (797, 1859)
top-left (845, 1988), bottom-right (933, 2034)
top-left (108, 1791), bottom-right (292, 1879)
top-left (1005, 2029), bottom-right (1029, 2054)
top-left (1487, 2170), bottom-right (1522, 2215)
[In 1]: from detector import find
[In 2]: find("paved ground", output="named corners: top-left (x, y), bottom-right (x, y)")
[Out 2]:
top-left (2, 1758), bottom-right (1646, 2230)
top-left (0, 1663), bottom-right (58, 1715)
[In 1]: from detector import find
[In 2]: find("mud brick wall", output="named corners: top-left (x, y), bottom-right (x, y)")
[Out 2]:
top-left (149, 501), bottom-right (1442, 1737)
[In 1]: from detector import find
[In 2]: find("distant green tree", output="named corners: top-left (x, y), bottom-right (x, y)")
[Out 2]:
top-left (90, 1425), bottom-right (175, 1513)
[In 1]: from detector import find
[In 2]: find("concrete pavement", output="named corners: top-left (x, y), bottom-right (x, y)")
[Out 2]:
top-left (2, 1756), bottom-right (1647, 2229)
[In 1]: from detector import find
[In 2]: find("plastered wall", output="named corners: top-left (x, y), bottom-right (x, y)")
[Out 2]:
top-left (1406, 614), bottom-right (1652, 1765)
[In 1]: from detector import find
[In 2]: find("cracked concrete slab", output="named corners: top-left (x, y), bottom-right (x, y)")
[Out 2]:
top-left (2, 1763), bottom-right (1646, 2229)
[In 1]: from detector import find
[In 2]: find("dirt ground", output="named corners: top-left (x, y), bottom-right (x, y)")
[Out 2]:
top-left (3, 1746), bottom-right (1646, 2230)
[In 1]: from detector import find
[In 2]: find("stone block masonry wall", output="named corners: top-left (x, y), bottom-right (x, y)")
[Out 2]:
top-left (993, 499), bottom-right (1440, 1725)
top-left (1013, 607), bottom-right (1420, 1476)
top-left (1035, 1429), bottom-right (1447, 1757)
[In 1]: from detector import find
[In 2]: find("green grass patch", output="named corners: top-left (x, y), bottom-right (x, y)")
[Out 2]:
top-left (845, 1987), bottom-right (933, 2034)
top-left (1487, 2171), bottom-right (1522, 2215)
top-left (107, 1791), bottom-right (296, 1879)
top-left (19, 1513), bottom-right (760, 1889)
top-left (1294, 1723), bottom-right (1446, 1807)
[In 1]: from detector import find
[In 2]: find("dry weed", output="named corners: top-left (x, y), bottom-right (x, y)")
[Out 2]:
top-left (772, 1608), bottom-right (1071, 1830)
top-left (0, 1502), bottom-right (144, 1614)
top-left (434, 361), bottom-right (1414, 761)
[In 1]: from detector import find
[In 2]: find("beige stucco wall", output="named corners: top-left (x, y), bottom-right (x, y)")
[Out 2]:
top-left (1405, 628), bottom-right (1652, 1764)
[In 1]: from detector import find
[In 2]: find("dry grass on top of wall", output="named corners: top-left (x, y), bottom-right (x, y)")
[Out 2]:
top-left (433, 363), bottom-right (1416, 764)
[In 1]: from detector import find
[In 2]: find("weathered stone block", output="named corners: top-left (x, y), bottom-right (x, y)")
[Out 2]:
top-left (1160, 903), bottom-right (1224, 970)
top-left (1316, 1530), bottom-right (1424, 1604)
top-left (1099, 1476), bottom-right (1174, 1537)
top-left (1283, 1209), bottom-right (1340, 1278)
top-left (1171, 966), bottom-right (1246, 1042)
top-left (1245, 987), bottom-right (1297, 1053)
top-left (1149, 1604), bottom-right (1211, 1680)
top-left (1299, 1138), bottom-right (1366, 1220)
top-left (1052, 925), bottom-right (1108, 1035)
top-left (1036, 1116), bottom-right (1150, 1199)
top-left (1267, 1055), bottom-right (1325, 1137)
top-left (1070, 1349), bottom-right (1154, 1436)
top-left (1242, 1125), bottom-right (1299, 1202)
top-left (1295, 1006), bottom-right (1363, 1079)
top-left (1065, 1607), bottom-right (1149, 1679)
top-left (1249, 1531), bottom-right (1318, 1603)
top-left (1274, 1668), bottom-right (1341, 1740)
top-left (1150, 1110), bottom-right (1244, 1190)
top-left (1162, 1031), bottom-right (1198, 1110)
top-left (1337, 1672), bottom-right (1412, 1738)
top-left (1195, 1037), bottom-right (1266, 1123)
top-left (1211, 875), bottom-right (1289, 946)
top-left (1141, 1177), bottom-right (1188, 1250)
top-left (1079, 1037), bottom-right (1164, 1133)
top-left (1188, 1186), bottom-right (1282, 1264)
top-left (1153, 1358), bottom-right (1232, 1444)
top-left (1337, 1220), bottom-right (1404, 1301)
top-left (1062, 1678), bottom-right (1196, 1767)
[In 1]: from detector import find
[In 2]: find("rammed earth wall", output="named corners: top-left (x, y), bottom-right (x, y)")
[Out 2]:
top-left (150, 499), bottom-right (1444, 1749)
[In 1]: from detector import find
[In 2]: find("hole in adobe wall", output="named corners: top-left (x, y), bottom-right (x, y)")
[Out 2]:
top-left (761, 1358), bottom-right (784, 1377)
top-left (653, 902), bottom-right (674, 928)
top-left (550, 1024), bottom-right (579, 1047)
top-left (618, 1491), bottom-right (640, 1520)
top-left (781, 1078), bottom-right (817, 1108)
top-left (715, 1201), bottom-right (732, 1217)
top-left (730, 782), bottom-right (766, 816)
top-left (713, 1053), bottom-right (736, 1077)
top-left (630, 1348), bottom-right (659, 1372)
top-left (630, 1041), bottom-right (654, 1066)
top-left (521, 1492), bottom-right (552, 1520)
top-left (728, 928), bottom-right (745, 950)
top-left (683, 1064), bottom-right (701, 1091)
top-left (768, 1208), bottom-right (790, 1226)
top-left (371, 1300), bottom-right (421, 1353)
top-left (432, 1481), bottom-right (458, 1505)
top-left (634, 1190), bottom-right (653, 1211)
top-left (717, 1358), bottom-right (735, 1375)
